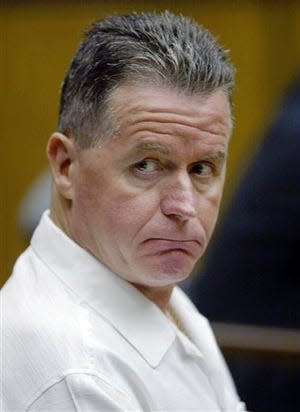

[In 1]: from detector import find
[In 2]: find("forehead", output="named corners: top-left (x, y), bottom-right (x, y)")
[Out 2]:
top-left (109, 82), bottom-right (232, 138)
top-left (78, 84), bottom-right (232, 172)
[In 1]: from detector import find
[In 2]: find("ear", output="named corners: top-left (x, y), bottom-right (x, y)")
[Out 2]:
top-left (47, 132), bottom-right (77, 200)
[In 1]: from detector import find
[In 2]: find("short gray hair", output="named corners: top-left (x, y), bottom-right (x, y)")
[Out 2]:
top-left (58, 11), bottom-right (235, 148)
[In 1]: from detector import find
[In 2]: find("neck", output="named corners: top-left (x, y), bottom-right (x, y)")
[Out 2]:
top-left (132, 283), bottom-right (175, 313)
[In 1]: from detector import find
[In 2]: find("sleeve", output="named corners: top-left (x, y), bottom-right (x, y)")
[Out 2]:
top-left (27, 372), bottom-right (137, 411)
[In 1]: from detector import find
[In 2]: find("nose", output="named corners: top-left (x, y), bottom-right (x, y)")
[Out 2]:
top-left (160, 172), bottom-right (197, 222)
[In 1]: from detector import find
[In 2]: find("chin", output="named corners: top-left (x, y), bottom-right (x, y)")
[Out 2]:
top-left (129, 253), bottom-right (196, 288)
top-left (159, 258), bottom-right (195, 282)
top-left (141, 267), bottom-right (192, 288)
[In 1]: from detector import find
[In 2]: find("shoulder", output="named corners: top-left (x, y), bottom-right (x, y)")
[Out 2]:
top-left (25, 371), bottom-right (137, 411)
top-left (2, 248), bottom-right (92, 409)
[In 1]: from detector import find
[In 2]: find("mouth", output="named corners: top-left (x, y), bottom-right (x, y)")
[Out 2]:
top-left (141, 238), bottom-right (202, 257)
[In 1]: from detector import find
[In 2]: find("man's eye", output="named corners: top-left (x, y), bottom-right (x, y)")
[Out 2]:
top-left (134, 159), bottom-right (160, 173)
top-left (190, 162), bottom-right (214, 177)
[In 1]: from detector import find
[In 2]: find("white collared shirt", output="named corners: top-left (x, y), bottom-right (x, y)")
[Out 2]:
top-left (1, 212), bottom-right (245, 411)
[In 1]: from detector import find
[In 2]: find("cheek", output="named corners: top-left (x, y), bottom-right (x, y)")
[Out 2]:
top-left (98, 187), bottom-right (160, 237)
top-left (198, 187), bottom-right (224, 235)
top-left (74, 183), bottom-right (100, 218)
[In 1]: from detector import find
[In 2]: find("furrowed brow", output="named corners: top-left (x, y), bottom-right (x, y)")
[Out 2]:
top-left (135, 142), bottom-right (170, 155)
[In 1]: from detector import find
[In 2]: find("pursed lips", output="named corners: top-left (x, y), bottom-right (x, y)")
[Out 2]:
top-left (140, 238), bottom-right (202, 257)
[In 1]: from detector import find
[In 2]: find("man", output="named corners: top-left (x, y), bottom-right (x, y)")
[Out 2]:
top-left (1, 11), bottom-right (245, 411)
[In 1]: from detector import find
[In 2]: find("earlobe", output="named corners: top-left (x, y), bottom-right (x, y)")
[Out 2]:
top-left (47, 132), bottom-right (76, 200)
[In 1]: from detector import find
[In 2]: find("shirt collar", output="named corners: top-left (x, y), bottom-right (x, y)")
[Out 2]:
top-left (31, 211), bottom-right (176, 368)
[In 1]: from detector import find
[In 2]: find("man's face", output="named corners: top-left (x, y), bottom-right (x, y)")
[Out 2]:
top-left (69, 84), bottom-right (232, 288)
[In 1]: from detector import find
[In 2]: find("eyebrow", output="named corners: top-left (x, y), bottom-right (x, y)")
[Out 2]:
top-left (130, 143), bottom-right (226, 163)
top-left (134, 142), bottom-right (170, 155)
top-left (202, 151), bottom-right (226, 161)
